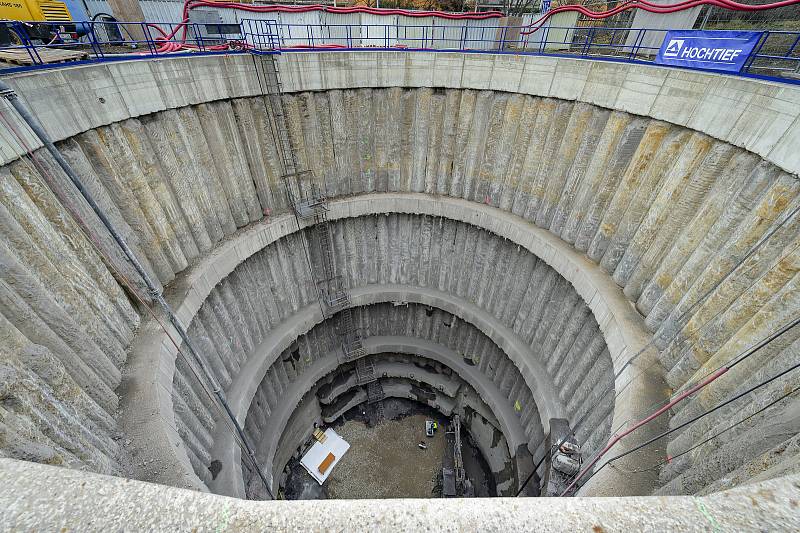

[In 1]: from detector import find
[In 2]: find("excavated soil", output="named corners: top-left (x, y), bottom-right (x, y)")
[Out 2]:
top-left (325, 413), bottom-right (447, 499)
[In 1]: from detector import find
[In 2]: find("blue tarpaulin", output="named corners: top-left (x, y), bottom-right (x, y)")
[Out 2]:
top-left (655, 30), bottom-right (762, 73)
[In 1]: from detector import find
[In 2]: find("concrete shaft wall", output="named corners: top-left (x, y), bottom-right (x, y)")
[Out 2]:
top-left (179, 216), bottom-right (613, 494)
top-left (238, 299), bottom-right (611, 495)
top-left (0, 159), bottom-right (138, 476)
top-left (0, 54), bottom-right (798, 498)
top-left (252, 350), bottom-right (518, 496)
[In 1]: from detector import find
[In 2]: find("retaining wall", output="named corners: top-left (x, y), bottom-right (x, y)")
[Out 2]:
top-left (0, 53), bottom-right (797, 499)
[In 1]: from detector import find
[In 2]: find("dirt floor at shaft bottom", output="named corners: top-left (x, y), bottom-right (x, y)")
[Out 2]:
top-left (326, 414), bottom-right (446, 499)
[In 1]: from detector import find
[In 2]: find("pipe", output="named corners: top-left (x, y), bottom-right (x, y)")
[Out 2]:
top-left (0, 79), bottom-right (275, 500)
top-left (148, 1), bottom-right (505, 51)
top-left (148, 0), bottom-right (800, 52)
top-left (568, 312), bottom-right (800, 494)
top-left (521, 0), bottom-right (800, 35)
top-left (559, 365), bottom-right (728, 495)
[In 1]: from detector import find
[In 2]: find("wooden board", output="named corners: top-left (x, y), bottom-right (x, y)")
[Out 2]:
top-left (318, 452), bottom-right (336, 475)
top-left (0, 48), bottom-right (88, 66)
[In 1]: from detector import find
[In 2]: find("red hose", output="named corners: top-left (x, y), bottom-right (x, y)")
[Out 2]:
top-left (148, 2), bottom-right (503, 53)
top-left (559, 365), bottom-right (729, 496)
top-left (148, 0), bottom-right (800, 52)
top-left (182, 3), bottom-right (505, 19)
top-left (521, 0), bottom-right (800, 35)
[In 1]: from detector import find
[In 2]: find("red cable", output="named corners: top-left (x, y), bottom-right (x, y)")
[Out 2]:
top-left (153, 1), bottom-right (504, 49)
top-left (147, 0), bottom-right (800, 52)
top-left (185, 3), bottom-right (505, 20)
top-left (521, 0), bottom-right (800, 35)
top-left (559, 365), bottom-right (729, 496)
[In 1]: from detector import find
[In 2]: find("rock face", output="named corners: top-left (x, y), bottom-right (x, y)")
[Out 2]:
top-left (0, 58), bottom-right (797, 498)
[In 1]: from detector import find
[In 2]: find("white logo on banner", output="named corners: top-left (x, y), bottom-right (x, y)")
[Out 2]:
top-left (664, 39), bottom-right (684, 57)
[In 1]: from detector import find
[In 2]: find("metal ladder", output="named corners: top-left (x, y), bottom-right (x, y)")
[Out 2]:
top-left (452, 415), bottom-right (465, 490)
top-left (253, 51), bottom-right (364, 370)
top-left (313, 212), bottom-right (337, 282)
top-left (367, 380), bottom-right (386, 421)
top-left (340, 307), bottom-right (365, 361)
top-left (355, 357), bottom-right (376, 385)
top-left (374, 400), bottom-right (385, 422)
top-left (367, 380), bottom-right (385, 403)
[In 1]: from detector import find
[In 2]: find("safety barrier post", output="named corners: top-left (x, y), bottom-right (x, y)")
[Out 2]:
top-left (196, 24), bottom-right (205, 52)
top-left (742, 31), bottom-right (769, 73)
top-left (539, 25), bottom-right (548, 54)
top-left (84, 22), bottom-right (103, 60)
top-left (582, 27), bottom-right (595, 56)
top-left (143, 23), bottom-right (157, 56)
top-left (239, 20), bottom-right (248, 49)
top-left (274, 21), bottom-right (282, 50)
top-left (11, 22), bottom-right (41, 65)
top-left (789, 33), bottom-right (800, 75)
top-left (629, 28), bottom-right (644, 60)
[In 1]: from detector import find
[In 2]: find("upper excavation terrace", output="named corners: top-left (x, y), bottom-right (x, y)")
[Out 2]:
top-left (1, 48), bottom-right (799, 529)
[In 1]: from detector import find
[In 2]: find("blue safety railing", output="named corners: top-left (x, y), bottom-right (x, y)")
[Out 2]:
top-left (1, 18), bottom-right (798, 85)
top-left (0, 19), bottom-right (257, 71)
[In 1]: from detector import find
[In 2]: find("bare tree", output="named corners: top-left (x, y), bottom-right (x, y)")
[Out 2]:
top-left (502, 0), bottom-right (539, 16)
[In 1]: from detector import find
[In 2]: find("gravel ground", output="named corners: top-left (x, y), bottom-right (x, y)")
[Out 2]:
top-left (325, 414), bottom-right (446, 499)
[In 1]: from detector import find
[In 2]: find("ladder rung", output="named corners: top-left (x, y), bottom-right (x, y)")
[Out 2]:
top-left (261, 51), bottom-right (366, 376)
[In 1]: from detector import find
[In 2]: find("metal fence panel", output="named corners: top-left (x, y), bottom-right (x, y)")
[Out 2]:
top-left (523, 11), bottom-right (579, 52)
top-left (83, 0), bottom-right (112, 18)
top-left (625, 0), bottom-right (702, 51)
top-left (0, 14), bottom-right (797, 83)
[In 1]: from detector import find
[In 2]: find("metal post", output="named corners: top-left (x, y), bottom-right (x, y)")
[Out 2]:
top-left (12, 22), bottom-right (42, 65)
top-left (540, 25), bottom-right (548, 54)
top-left (86, 22), bottom-right (104, 60)
top-left (196, 24), bottom-right (205, 51)
top-left (699, 7), bottom-right (711, 30)
top-left (742, 31), bottom-right (769, 74)
top-left (629, 28), bottom-right (644, 60)
top-left (0, 79), bottom-right (275, 501)
top-left (143, 23), bottom-right (158, 56)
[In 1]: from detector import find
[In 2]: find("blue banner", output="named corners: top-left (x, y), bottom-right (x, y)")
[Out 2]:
top-left (655, 30), bottom-right (762, 73)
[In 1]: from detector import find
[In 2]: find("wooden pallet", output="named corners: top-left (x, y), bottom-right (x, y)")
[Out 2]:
top-left (0, 48), bottom-right (88, 66)
top-left (313, 428), bottom-right (327, 443)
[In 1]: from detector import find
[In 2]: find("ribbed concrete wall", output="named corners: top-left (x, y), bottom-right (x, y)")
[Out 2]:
top-left (177, 217), bottom-right (613, 492)
top-left (94, 91), bottom-right (799, 494)
top-left (251, 351), bottom-right (517, 496)
top-left (0, 159), bottom-right (138, 475)
top-left (1, 54), bottom-right (798, 498)
top-left (239, 304), bottom-right (542, 495)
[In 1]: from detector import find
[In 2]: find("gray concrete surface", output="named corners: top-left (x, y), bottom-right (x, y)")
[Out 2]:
top-left (240, 336), bottom-right (530, 497)
top-left (5, 53), bottom-right (800, 176)
top-left (1, 53), bottom-right (797, 509)
top-left (137, 197), bottom-right (652, 497)
top-left (2, 458), bottom-right (799, 531)
top-left (324, 414), bottom-right (448, 499)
